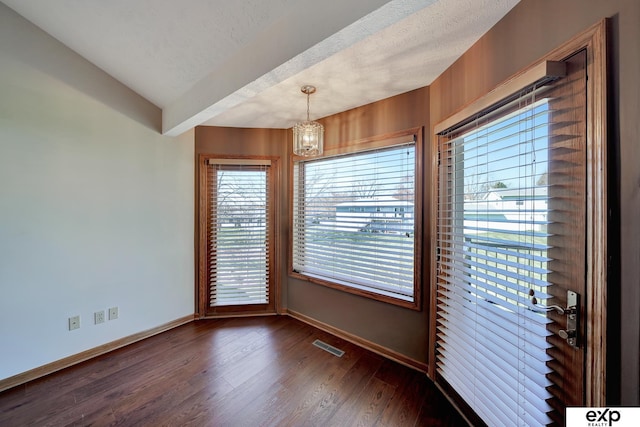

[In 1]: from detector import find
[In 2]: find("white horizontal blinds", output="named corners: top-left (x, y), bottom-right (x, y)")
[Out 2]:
top-left (208, 161), bottom-right (270, 306)
top-left (436, 87), bottom-right (556, 426)
top-left (293, 142), bottom-right (415, 300)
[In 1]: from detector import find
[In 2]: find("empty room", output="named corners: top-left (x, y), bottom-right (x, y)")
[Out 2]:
top-left (1, 0), bottom-right (638, 425)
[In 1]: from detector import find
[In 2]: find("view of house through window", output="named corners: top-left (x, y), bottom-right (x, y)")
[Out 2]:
top-left (292, 140), bottom-right (417, 305)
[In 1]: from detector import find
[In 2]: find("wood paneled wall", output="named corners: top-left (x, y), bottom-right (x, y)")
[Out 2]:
top-left (195, 88), bottom-right (433, 369)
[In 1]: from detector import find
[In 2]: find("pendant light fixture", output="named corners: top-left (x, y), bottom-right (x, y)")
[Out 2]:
top-left (293, 85), bottom-right (324, 156)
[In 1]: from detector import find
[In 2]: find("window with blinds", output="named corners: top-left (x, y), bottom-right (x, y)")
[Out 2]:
top-left (200, 158), bottom-right (276, 315)
top-left (436, 94), bottom-right (555, 426)
top-left (430, 53), bottom-right (597, 425)
top-left (292, 138), bottom-right (419, 306)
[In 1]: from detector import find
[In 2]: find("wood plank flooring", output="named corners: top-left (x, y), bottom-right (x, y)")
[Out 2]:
top-left (0, 316), bottom-right (467, 426)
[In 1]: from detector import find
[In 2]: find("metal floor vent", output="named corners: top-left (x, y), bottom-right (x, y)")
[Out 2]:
top-left (312, 339), bottom-right (345, 357)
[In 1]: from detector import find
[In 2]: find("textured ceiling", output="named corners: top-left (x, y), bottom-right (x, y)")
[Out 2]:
top-left (1, 0), bottom-right (520, 135)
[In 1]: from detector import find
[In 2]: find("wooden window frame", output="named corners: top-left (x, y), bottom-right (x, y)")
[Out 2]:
top-left (197, 154), bottom-right (280, 318)
top-left (288, 128), bottom-right (424, 310)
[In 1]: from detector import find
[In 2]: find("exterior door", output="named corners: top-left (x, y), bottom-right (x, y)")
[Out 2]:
top-left (432, 21), bottom-right (607, 425)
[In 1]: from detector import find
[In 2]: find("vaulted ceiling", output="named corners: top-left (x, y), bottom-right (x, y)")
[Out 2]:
top-left (1, 0), bottom-right (519, 135)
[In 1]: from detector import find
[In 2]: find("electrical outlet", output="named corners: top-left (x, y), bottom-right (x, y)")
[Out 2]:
top-left (69, 315), bottom-right (80, 331)
top-left (108, 307), bottom-right (118, 320)
top-left (94, 310), bottom-right (105, 324)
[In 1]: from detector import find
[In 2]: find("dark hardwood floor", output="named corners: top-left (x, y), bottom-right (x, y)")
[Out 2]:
top-left (0, 316), bottom-right (467, 426)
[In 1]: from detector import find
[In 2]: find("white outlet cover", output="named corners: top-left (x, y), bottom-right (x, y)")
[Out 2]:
top-left (94, 310), bottom-right (105, 324)
top-left (109, 307), bottom-right (118, 320)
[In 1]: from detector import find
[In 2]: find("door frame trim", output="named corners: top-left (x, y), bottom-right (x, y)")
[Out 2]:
top-left (196, 154), bottom-right (281, 318)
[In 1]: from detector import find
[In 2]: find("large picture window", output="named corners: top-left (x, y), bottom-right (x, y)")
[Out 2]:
top-left (291, 130), bottom-right (421, 308)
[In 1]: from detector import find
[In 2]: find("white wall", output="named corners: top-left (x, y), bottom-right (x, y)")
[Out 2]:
top-left (0, 4), bottom-right (194, 381)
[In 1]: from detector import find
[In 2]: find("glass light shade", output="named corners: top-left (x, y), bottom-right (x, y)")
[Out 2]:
top-left (293, 120), bottom-right (324, 156)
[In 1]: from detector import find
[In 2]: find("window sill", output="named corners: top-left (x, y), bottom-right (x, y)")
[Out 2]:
top-left (289, 270), bottom-right (421, 311)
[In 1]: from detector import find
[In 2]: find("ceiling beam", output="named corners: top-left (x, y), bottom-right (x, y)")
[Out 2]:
top-left (162, 0), bottom-right (435, 136)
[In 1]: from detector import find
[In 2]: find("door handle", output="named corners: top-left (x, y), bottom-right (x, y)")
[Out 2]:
top-left (529, 289), bottom-right (580, 348)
